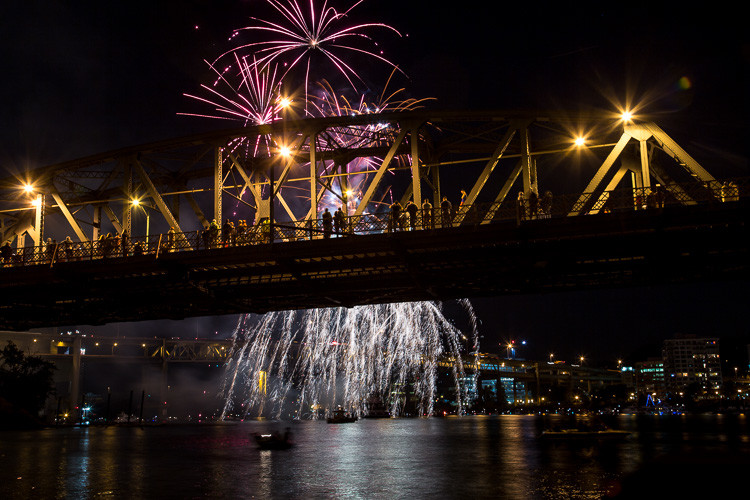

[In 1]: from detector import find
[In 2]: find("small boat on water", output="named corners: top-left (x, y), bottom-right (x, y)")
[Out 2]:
top-left (327, 408), bottom-right (357, 424)
top-left (253, 431), bottom-right (294, 449)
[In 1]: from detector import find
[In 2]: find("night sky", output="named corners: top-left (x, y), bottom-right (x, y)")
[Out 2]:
top-left (1, 1), bottom-right (747, 365)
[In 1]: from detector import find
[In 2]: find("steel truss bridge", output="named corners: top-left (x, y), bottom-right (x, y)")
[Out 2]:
top-left (1, 110), bottom-right (747, 330)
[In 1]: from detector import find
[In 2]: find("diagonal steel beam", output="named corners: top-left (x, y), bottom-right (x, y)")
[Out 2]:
top-left (569, 132), bottom-right (631, 216)
top-left (227, 153), bottom-right (262, 208)
top-left (649, 163), bottom-right (696, 206)
top-left (588, 164), bottom-right (631, 214)
top-left (274, 190), bottom-right (297, 222)
top-left (133, 159), bottom-right (191, 248)
top-left (185, 192), bottom-right (210, 229)
top-left (354, 128), bottom-right (409, 217)
top-left (102, 205), bottom-right (124, 235)
top-left (642, 122), bottom-right (715, 183)
top-left (465, 126), bottom-right (517, 207)
top-left (480, 160), bottom-right (522, 224)
top-left (48, 188), bottom-right (90, 242)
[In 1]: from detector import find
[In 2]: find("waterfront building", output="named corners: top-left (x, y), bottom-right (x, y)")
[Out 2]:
top-left (662, 336), bottom-right (722, 398)
top-left (633, 358), bottom-right (666, 400)
top-left (474, 353), bottom-right (531, 405)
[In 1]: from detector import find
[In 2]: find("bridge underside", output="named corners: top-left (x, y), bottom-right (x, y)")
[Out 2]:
top-left (1, 201), bottom-right (746, 330)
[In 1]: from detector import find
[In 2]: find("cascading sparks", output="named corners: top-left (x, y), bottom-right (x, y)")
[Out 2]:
top-left (221, 300), bottom-right (479, 419)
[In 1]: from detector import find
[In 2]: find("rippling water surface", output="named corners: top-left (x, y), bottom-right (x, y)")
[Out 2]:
top-left (2, 415), bottom-right (749, 499)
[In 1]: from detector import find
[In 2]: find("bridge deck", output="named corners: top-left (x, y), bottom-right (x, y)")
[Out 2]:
top-left (1, 198), bottom-right (746, 330)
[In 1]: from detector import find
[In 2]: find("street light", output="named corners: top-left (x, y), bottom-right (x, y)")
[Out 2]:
top-left (22, 182), bottom-right (45, 246)
top-left (131, 199), bottom-right (150, 240)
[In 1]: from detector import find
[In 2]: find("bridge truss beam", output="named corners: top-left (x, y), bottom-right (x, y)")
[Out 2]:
top-left (1, 111), bottom-right (721, 249)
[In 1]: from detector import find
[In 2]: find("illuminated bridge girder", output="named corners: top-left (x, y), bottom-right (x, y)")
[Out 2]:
top-left (1, 111), bottom-right (722, 249)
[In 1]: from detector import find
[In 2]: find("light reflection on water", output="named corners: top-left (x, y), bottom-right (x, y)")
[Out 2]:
top-left (1, 415), bottom-right (749, 499)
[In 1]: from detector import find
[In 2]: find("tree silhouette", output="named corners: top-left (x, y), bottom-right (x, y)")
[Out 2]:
top-left (0, 341), bottom-right (56, 418)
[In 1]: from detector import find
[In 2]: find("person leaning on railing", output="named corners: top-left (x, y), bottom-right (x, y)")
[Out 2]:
top-left (422, 199), bottom-right (433, 229)
top-left (1, 241), bottom-right (11, 265)
top-left (406, 200), bottom-right (418, 231)
top-left (440, 196), bottom-right (452, 228)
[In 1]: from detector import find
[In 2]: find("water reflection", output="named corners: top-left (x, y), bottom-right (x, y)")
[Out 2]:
top-left (1, 415), bottom-right (749, 499)
top-left (68, 428), bottom-right (90, 496)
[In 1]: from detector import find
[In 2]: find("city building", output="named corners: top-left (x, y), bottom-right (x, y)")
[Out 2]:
top-left (662, 336), bottom-right (722, 399)
top-left (633, 358), bottom-right (666, 400)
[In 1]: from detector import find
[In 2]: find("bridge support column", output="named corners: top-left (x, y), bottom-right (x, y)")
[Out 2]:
top-left (92, 206), bottom-right (101, 243)
top-left (639, 140), bottom-right (651, 191)
top-left (410, 123), bottom-right (422, 205)
top-left (214, 147), bottom-right (223, 225)
top-left (122, 162), bottom-right (132, 237)
top-left (624, 124), bottom-right (654, 196)
top-left (34, 194), bottom-right (44, 246)
top-left (631, 170), bottom-right (644, 209)
top-left (31, 193), bottom-right (44, 263)
top-left (520, 127), bottom-right (537, 196)
top-left (70, 336), bottom-right (81, 419)
top-left (310, 132), bottom-right (317, 220)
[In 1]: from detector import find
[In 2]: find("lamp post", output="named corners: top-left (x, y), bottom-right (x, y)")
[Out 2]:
top-left (23, 183), bottom-right (45, 252)
top-left (131, 199), bottom-right (151, 248)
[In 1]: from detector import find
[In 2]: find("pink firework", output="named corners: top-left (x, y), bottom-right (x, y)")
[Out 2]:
top-left (217, 0), bottom-right (402, 98)
top-left (180, 53), bottom-right (285, 127)
top-left (308, 70), bottom-right (435, 213)
top-left (180, 53), bottom-right (290, 157)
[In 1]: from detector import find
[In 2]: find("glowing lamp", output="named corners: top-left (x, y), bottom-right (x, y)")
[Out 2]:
top-left (574, 137), bottom-right (585, 147)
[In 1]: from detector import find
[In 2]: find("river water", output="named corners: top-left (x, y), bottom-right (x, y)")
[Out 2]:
top-left (2, 414), bottom-right (749, 499)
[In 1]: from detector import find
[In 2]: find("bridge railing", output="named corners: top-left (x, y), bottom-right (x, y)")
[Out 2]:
top-left (1, 178), bottom-right (746, 269)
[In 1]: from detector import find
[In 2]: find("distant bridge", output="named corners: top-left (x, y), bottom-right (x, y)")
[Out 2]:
top-left (1, 111), bottom-right (747, 329)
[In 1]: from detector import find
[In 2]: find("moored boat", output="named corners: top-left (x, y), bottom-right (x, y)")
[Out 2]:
top-left (327, 408), bottom-right (357, 423)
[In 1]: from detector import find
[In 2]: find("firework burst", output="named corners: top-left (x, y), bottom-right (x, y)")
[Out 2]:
top-left (307, 69), bottom-right (435, 213)
top-left (217, 0), bottom-right (402, 100)
top-left (180, 54), bottom-right (285, 127)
